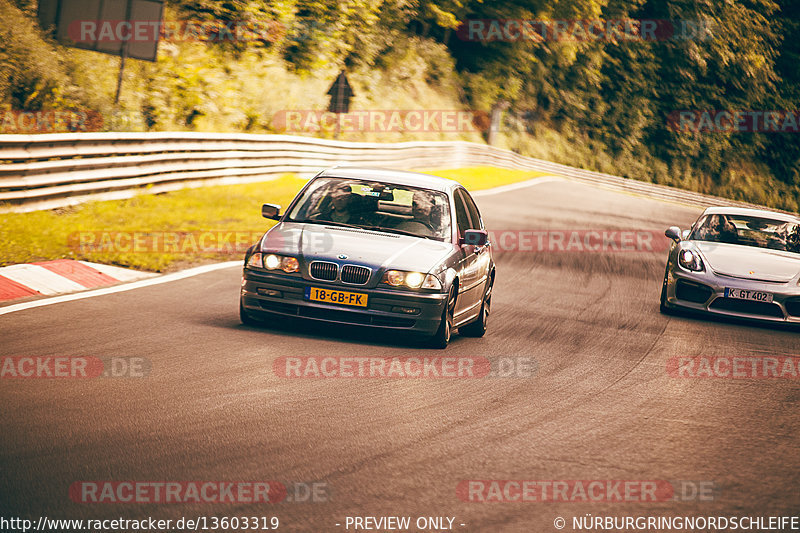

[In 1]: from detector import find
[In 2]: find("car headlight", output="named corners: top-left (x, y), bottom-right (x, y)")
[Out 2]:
top-left (382, 270), bottom-right (442, 290)
top-left (264, 253), bottom-right (281, 269)
top-left (247, 252), bottom-right (300, 273)
top-left (282, 257), bottom-right (300, 272)
top-left (678, 249), bottom-right (704, 272)
top-left (246, 252), bottom-right (263, 269)
top-left (405, 272), bottom-right (425, 288)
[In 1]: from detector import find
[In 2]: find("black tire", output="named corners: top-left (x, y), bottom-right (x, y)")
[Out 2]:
top-left (428, 287), bottom-right (456, 349)
top-left (460, 277), bottom-right (492, 337)
top-left (240, 299), bottom-right (260, 326)
top-left (659, 264), bottom-right (673, 314)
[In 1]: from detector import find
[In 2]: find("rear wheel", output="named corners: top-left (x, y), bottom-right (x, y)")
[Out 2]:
top-left (460, 277), bottom-right (492, 337)
top-left (428, 287), bottom-right (456, 349)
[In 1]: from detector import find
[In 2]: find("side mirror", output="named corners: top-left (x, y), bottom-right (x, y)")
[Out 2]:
top-left (262, 203), bottom-right (281, 220)
top-left (463, 229), bottom-right (489, 246)
top-left (665, 226), bottom-right (682, 242)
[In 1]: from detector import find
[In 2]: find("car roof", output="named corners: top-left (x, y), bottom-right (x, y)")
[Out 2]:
top-left (316, 167), bottom-right (462, 193)
top-left (701, 206), bottom-right (800, 223)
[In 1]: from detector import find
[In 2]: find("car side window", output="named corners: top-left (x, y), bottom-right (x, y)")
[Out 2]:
top-left (453, 191), bottom-right (470, 237)
top-left (460, 189), bottom-right (483, 230)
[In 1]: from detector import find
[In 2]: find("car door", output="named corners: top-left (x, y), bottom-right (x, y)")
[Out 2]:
top-left (453, 188), bottom-right (481, 320)
top-left (461, 188), bottom-right (492, 297)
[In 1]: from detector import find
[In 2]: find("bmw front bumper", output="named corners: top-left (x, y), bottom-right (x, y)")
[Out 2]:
top-left (240, 268), bottom-right (448, 335)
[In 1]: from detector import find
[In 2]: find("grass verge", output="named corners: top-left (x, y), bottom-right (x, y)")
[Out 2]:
top-left (0, 167), bottom-right (548, 271)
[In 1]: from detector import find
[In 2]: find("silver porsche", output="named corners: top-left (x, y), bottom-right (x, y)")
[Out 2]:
top-left (239, 167), bottom-right (495, 348)
top-left (660, 206), bottom-right (800, 323)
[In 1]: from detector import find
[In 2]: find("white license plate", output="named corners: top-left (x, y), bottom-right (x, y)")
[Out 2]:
top-left (724, 287), bottom-right (774, 302)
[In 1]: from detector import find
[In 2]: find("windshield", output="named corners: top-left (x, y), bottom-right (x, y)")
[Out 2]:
top-left (286, 177), bottom-right (452, 241)
top-left (690, 214), bottom-right (800, 253)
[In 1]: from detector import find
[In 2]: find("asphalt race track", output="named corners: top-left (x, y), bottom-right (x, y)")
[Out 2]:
top-left (2, 178), bottom-right (799, 532)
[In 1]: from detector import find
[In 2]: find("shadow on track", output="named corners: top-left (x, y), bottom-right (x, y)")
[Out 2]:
top-left (661, 303), bottom-right (800, 334)
top-left (208, 314), bottom-right (471, 351)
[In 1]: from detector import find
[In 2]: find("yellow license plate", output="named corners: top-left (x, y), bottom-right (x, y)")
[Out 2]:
top-left (305, 287), bottom-right (368, 307)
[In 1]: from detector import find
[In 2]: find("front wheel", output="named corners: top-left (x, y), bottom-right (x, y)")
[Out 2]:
top-left (659, 264), bottom-right (673, 315)
top-left (240, 299), bottom-right (259, 326)
top-left (460, 278), bottom-right (492, 337)
top-left (428, 287), bottom-right (455, 349)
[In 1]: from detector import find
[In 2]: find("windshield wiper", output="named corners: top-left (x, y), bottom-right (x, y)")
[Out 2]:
top-left (292, 218), bottom-right (363, 230)
top-left (357, 225), bottom-right (438, 240)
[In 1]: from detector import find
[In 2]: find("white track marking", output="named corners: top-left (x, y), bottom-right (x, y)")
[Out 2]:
top-left (79, 261), bottom-right (158, 282)
top-left (0, 262), bottom-right (241, 316)
top-left (0, 264), bottom-right (86, 295)
top-left (471, 176), bottom-right (563, 197)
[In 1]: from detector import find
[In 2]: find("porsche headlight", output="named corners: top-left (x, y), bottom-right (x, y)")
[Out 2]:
top-left (678, 249), bottom-right (704, 272)
top-left (382, 270), bottom-right (442, 290)
top-left (249, 253), bottom-right (300, 273)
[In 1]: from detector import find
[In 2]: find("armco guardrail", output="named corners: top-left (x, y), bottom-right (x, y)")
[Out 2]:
top-left (0, 132), bottom-right (761, 213)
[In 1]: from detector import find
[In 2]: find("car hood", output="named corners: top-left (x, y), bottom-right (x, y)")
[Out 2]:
top-left (695, 241), bottom-right (800, 283)
top-left (260, 222), bottom-right (453, 272)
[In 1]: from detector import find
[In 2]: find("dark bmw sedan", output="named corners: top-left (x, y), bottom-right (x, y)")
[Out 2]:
top-left (239, 167), bottom-right (495, 348)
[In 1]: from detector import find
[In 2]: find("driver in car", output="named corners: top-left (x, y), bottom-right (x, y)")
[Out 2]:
top-left (773, 222), bottom-right (800, 252)
top-left (787, 225), bottom-right (800, 253)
